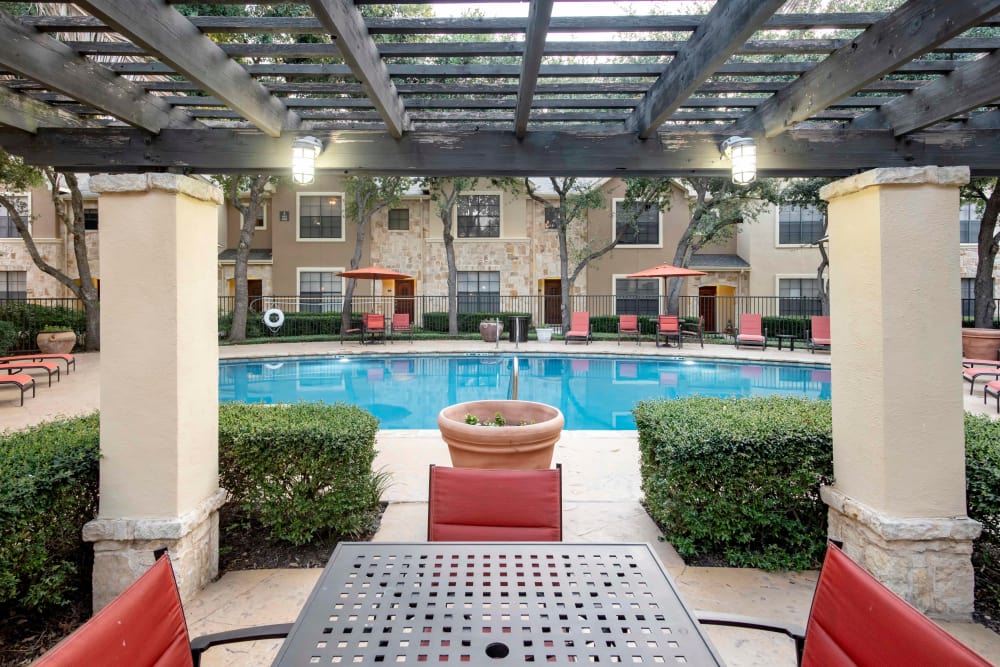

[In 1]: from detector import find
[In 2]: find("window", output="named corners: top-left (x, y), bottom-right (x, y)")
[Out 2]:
top-left (960, 203), bottom-right (981, 244)
top-left (239, 202), bottom-right (267, 230)
top-left (962, 278), bottom-right (976, 319)
top-left (388, 208), bottom-right (409, 231)
top-left (544, 206), bottom-right (560, 230)
top-left (298, 194), bottom-right (343, 240)
top-left (779, 205), bottom-right (824, 245)
top-left (83, 207), bottom-right (99, 231)
top-left (457, 194), bottom-right (500, 238)
top-left (0, 195), bottom-right (29, 238)
top-left (614, 201), bottom-right (660, 245)
top-left (458, 271), bottom-right (500, 313)
top-left (615, 278), bottom-right (659, 316)
top-left (298, 270), bottom-right (342, 312)
top-left (778, 278), bottom-right (823, 316)
top-left (0, 271), bottom-right (26, 301)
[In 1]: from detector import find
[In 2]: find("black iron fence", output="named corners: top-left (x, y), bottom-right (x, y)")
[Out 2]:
top-left (0, 298), bottom-right (88, 352)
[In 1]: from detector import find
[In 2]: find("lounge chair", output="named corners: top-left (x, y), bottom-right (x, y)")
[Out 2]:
top-left (655, 315), bottom-right (682, 348)
top-left (0, 353), bottom-right (75, 374)
top-left (391, 313), bottom-right (413, 343)
top-left (681, 315), bottom-right (705, 348)
top-left (985, 380), bottom-right (1000, 413)
top-left (427, 464), bottom-right (562, 541)
top-left (963, 357), bottom-right (1000, 368)
top-left (2, 360), bottom-right (59, 386)
top-left (808, 315), bottom-right (830, 353)
top-left (735, 313), bottom-right (767, 350)
top-left (617, 314), bottom-right (640, 345)
top-left (963, 365), bottom-right (1000, 394)
top-left (34, 551), bottom-right (291, 667)
top-left (564, 311), bottom-right (592, 345)
top-left (362, 313), bottom-right (386, 344)
top-left (0, 373), bottom-right (35, 406)
top-left (697, 542), bottom-right (991, 666)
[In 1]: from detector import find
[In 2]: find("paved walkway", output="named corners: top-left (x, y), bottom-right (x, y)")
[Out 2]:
top-left (3, 339), bottom-right (998, 665)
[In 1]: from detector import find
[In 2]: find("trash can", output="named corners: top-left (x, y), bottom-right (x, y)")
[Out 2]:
top-left (507, 315), bottom-right (529, 342)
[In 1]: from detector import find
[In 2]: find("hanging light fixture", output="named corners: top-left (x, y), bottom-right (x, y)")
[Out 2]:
top-left (291, 136), bottom-right (323, 185)
top-left (720, 136), bottom-right (757, 185)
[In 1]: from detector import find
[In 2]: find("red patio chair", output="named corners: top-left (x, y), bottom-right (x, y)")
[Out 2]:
top-left (655, 315), bottom-right (682, 348)
top-left (985, 380), bottom-right (1000, 413)
top-left (391, 313), bottom-right (413, 343)
top-left (735, 313), bottom-right (767, 350)
top-left (564, 311), bottom-right (592, 345)
top-left (428, 465), bottom-right (562, 542)
top-left (0, 372), bottom-right (35, 406)
top-left (808, 315), bottom-right (830, 353)
top-left (362, 313), bottom-right (386, 344)
top-left (1, 360), bottom-right (60, 386)
top-left (0, 353), bottom-right (75, 373)
top-left (697, 542), bottom-right (991, 666)
top-left (34, 551), bottom-right (291, 667)
top-left (964, 365), bottom-right (1000, 394)
top-left (617, 314), bottom-right (640, 345)
top-left (681, 315), bottom-right (705, 348)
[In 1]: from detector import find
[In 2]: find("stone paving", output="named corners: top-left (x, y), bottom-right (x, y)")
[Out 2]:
top-left (2, 338), bottom-right (998, 665)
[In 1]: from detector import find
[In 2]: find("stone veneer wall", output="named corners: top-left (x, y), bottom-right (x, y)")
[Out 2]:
top-left (0, 239), bottom-right (71, 298)
top-left (370, 198), bottom-right (428, 287)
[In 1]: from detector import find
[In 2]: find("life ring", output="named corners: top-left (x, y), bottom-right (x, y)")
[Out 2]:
top-left (263, 308), bottom-right (285, 328)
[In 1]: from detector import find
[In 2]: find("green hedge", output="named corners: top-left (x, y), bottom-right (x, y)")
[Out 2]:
top-left (219, 402), bottom-right (385, 545)
top-left (761, 316), bottom-right (810, 339)
top-left (0, 303), bottom-right (86, 351)
top-left (965, 413), bottom-right (1000, 546)
top-left (0, 414), bottom-right (100, 614)
top-left (220, 311), bottom-right (363, 339)
top-left (423, 311), bottom-right (532, 333)
top-left (634, 396), bottom-right (834, 570)
top-left (0, 320), bottom-right (17, 355)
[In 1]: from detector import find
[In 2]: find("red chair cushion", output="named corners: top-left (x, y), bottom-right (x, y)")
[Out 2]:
top-left (801, 544), bottom-right (990, 667)
top-left (35, 556), bottom-right (193, 667)
top-left (428, 466), bottom-right (561, 542)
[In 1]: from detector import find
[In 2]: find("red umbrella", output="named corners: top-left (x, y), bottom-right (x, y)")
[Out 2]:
top-left (337, 266), bottom-right (412, 298)
top-left (626, 263), bottom-right (707, 279)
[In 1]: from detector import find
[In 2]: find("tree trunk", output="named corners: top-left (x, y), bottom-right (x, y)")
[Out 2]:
top-left (341, 190), bottom-right (371, 333)
top-left (444, 221), bottom-right (458, 336)
top-left (973, 186), bottom-right (1000, 328)
top-left (227, 175), bottom-right (267, 343)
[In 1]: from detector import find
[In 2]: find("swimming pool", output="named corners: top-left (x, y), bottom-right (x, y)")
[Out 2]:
top-left (219, 354), bottom-right (831, 430)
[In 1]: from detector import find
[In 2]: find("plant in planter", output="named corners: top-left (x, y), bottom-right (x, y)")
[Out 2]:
top-left (36, 326), bottom-right (76, 354)
top-left (438, 399), bottom-right (563, 469)
top-left (479, 320), bottom-right (503, 343)
top-left (534, 327), bottom-right (553, 342)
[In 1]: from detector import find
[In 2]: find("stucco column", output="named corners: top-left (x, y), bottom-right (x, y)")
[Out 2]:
top-left (83, 174), bottom-right (225, 611)
top-left (819, 167), bottom-right (981, 620)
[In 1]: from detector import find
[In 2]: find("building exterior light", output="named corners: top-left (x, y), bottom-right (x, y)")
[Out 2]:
top-left (291, 136), bottom-right (323, 185)
top-left (720, 136), bottom-right (757, 185)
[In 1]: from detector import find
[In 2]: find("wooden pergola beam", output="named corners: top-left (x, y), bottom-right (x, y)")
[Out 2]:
top-left (0, 9), bottom-right (199, 133)
top-left (627, 0), bottom-right (784, 138)
top-left (0, 85), bottom-right (96, 133)
top-left (735, 0), bottom-right (1000, 138)
top-left (5, 126), bottom-right (1000, 176)
top-left (514, 0), bottom-right (554, 138)
top-left (307, 0), bottom-right (410, 139)
top-left (77, 0), bottom-right (297, 138)
top-left (851, 49), bottom-right (1000, 135)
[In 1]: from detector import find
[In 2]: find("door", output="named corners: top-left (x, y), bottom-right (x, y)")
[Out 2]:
top-left (698, 286), bottom-right (717, 332)
top-left (394, 279), bottom-right (415, 320)
top-left (543, 279), bottom-right (561, 325)
top-left (247, 279), bottom-right (263, 312)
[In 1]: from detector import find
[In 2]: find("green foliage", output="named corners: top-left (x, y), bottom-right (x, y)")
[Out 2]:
top-left (0, 303), bottom-right (85, 349)
top-left (0, 149), bottom-right (44, 192)
top-left (219, 310), bottom-right (364, 339)
top-left (218, 402), bottom-right (385, 545)
top-left (0, 414), bottom-right (100, 614)
top-left (965, 413), bottom-right (1000, 545)
top-left (423, 311), bottom-right (532, 334)
top-left (761, 316), bottom-right (810, 338)
top-left (0, 321), bottom-right (17, 355)
top-left (634, 396), bottom-right (834, 570)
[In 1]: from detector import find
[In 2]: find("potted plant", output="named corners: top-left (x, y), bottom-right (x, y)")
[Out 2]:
top-left (961, 326), bottom-right (1000, 361)
top-left (37, 325), bottom-right (76, 354)
top-left (437, 399), bottom-right (564, 469)
top-left (535, 326), bottom-right (553, 342)
top-left (479, 319), bottom-right (503, 343)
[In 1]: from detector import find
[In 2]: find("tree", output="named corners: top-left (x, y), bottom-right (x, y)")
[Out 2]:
top-left (961, 178), bottom-right (1000, 328)
top-left (0, 151), bottom-right (101, 350)
top-left (523, 178), bottom-right (605, 331)
top-left (217, 174), bottom-right (273, 343)
top-left (778, 178), bottom-right (834, 316)
top-left (421, 178), bottom-right (476, 336)
top-left (341, 176), bottom-right (410, 333)
top-left (623, 177), bottom-right (779, 315)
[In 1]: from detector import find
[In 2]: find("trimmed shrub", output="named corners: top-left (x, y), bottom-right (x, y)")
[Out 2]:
top-left (219, 311), bottom-right (363, 340)
top-left (0, 414), bottom-right (100, 614)
top-left (634, 396), bottom-right (833, 570)
top-left (761, 316), bottom-right (810, 339)
top-left (965, 413), bottom-right (1000, 545)
top-left (423, 311), bottom-right (532, 334)
top-left (0, 303), bottom-right (86, 351)
top-left (0, 320), bottom-right (17, 354)
top-left (218, 402), bottom-right (385, 545)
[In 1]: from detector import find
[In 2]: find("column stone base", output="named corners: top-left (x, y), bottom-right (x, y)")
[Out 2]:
top-left (83, 488), bottom-right (227, 611)
top-left (821, 486), bottom-right (982, 621)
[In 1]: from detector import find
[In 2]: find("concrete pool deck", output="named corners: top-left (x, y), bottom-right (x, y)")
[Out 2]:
top-left (2, 339), bottom-right (998, 665)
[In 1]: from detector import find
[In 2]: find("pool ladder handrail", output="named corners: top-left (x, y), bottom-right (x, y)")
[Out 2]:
top-left (508, 355), bottom-right (519, 400)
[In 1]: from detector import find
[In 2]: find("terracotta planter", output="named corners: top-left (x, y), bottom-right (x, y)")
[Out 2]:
top-left (437, 399), bottom-right (564, 469)
top-left (36, 330), bottom-right (76, 354)
top-left (961, 328), bottom-right (1000, 361)
top-left (479, 321), bottom-right (504, 343)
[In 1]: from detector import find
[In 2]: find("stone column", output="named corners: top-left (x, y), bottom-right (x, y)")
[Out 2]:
top-left (819, 167), bottom-right (982, 620)
top-left (83, 174), bottom-right (225, 611)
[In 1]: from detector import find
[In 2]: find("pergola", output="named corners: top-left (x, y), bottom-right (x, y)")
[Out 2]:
top-left (0, 1), bottom-right (993, 621)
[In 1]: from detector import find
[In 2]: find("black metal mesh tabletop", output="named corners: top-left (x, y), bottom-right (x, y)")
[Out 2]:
top-left (272, 542), bottom-right (723, 665)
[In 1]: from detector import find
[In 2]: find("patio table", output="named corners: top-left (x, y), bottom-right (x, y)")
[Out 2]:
top-left (271, 542), bottom-right (724, 666)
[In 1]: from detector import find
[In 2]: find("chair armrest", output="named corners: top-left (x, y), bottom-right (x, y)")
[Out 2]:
top-left (695, 612), bottom-right (806, 665)
top-left (190, 623), bottom-right (293, 667)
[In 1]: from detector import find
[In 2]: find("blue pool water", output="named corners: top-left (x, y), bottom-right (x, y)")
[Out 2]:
top-left (220, 355), bottom-right (831, 430)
